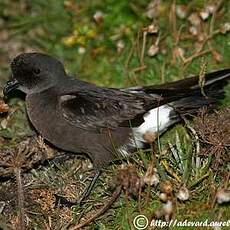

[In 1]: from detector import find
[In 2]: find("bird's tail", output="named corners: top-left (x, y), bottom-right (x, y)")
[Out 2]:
top-left (168, 69), bottom-right (230, 115)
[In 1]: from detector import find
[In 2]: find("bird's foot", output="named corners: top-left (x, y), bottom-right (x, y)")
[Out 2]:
top-left (55, 170), bottom-right (101, 207)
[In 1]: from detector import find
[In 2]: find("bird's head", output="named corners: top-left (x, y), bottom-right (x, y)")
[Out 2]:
top-left (3, 52), bottom-right (66, 98)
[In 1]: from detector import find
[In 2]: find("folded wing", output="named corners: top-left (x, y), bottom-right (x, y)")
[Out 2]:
top-left (58, 69), bottom-right (230, 132)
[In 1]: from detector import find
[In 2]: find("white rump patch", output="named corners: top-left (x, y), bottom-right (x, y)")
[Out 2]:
top-left (118, 105), bottom-right (174, 156)
top-left (132, 105), bottom-right (173, 145)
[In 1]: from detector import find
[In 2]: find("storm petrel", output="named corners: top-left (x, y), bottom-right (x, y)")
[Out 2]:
top-left (3, 52), bottom-right (230, 201)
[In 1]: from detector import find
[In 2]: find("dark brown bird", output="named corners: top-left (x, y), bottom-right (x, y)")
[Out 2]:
top-left (3, 52), bottom-right (230, 201)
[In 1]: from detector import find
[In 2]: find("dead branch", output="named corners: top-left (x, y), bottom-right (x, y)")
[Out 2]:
top-left (69, 186), bottom-right (122, 230)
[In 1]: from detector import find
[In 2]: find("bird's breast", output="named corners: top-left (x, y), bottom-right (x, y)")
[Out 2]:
top-left (26, 94), bottom-right (59, 136)
top-left (26, 94), bottom-right (86, 152)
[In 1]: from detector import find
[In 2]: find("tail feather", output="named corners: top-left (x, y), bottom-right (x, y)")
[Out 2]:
top-left (126, 69), bottom-right (229, 125)
top-left (168, 69), bottom-right (230, 115)
top-left (122, 69), bottom-right (229, 150)
top-left (144, 69), bottom-right (229, 91)
top-left (170, 95), bottom-right (220, 116)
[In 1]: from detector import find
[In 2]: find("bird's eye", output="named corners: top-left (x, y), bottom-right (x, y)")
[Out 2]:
top-left (33, 68), bottom-right (41, 75)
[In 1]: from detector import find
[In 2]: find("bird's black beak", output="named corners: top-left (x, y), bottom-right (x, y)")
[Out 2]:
top-left (3, 78), bottom-right (19, 101)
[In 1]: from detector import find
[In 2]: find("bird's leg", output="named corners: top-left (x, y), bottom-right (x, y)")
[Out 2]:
top-left (50, 152), bottom-right (76, 164)
top-left (55, 170), bottom-right (101, 207)
top-left (78, 170), bottom-right (101, 204)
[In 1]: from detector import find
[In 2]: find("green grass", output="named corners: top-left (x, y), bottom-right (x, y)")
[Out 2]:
top-left (0, 0), bottom-right (229, 229)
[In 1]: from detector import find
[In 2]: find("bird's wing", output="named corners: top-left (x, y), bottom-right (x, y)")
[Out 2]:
top-left (58, 68), bottom-right (230, 132)
top-left (58, 80), bottom-right (162, 131)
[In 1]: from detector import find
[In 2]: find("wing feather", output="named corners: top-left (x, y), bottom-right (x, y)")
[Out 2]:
top-left (58, 83), bottom-right (158, 131)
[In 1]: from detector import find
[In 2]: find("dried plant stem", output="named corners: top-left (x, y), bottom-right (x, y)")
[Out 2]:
top-left (138, 183), bottom-right (142, 214)
top-left (161, 159), bottom-right (181, 182)
top-left (160, 62), bottom-right (166, 83)
top-left (15, 168), bottom-right (26, 230)
top-left (182, 29), bottom-right (220, 69)
top-left (132, 65), bottom-right (147, 73)
top-left (124, 190), bottom-right (133, 230)
top-left (125, 39), bottom-right (135, 69)
top-left (170, 0), bottom-right (179, 64)
top-left (69, 186), bottom-right (122, 230)
top-left (140, 31), bottom-right (147, 67)
top-left (170, 0), bottom-right (177, 43)
top-left (183, 49), bottom-right (211, 66)
top-left (198, 58), bottom-right (208, 98)
top-left (224, 171), bottom-right (230, 189)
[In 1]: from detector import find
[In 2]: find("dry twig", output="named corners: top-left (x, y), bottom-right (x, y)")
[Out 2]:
top-left (15, 168), bottom-right (26, 230)
top-left (69, 186), bottom-right (122, 230)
